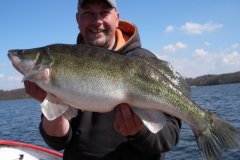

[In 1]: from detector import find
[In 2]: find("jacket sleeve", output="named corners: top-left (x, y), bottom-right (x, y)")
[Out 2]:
top-left (128, 113), bottom-right (181, 153)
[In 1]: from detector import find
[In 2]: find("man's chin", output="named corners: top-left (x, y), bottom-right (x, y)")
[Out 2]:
top-left (88, 39), bottom-right (106, 47)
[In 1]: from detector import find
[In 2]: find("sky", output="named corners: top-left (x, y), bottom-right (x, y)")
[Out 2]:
top-left (1, 0), bottom-right (240, 90)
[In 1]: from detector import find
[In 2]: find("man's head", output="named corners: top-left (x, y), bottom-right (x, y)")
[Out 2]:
top-left (76, 0), bottom-right (119, 50)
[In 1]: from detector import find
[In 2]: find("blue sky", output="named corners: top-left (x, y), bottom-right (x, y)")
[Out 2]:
top-left (1, 0), bottom-right (240, 90)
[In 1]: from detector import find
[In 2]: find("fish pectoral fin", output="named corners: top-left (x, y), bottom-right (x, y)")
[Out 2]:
top-left (23, 68), bottom-right (50, 82)
top-left (41, 94), bottom-right (68, 121)
top-left (132, 107), bottom-right (166, 133)
top-left (63, 107), bottom-right (78, 120)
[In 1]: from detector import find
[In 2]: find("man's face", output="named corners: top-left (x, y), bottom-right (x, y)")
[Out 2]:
top-left (76, 1), bottom-right (119, 49)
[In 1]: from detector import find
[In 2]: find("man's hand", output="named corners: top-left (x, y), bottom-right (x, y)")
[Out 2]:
top-left (24, 81), bottom-right (47, 102)
top-left (114, 103), bottom-right (144, 137)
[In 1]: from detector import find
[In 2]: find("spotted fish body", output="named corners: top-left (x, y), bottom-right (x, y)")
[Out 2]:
top-left (8, 44), bottom-right (240, 160)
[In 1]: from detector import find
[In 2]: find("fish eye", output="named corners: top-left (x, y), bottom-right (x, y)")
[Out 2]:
top-left (17, 50), bottom-right (24, 58)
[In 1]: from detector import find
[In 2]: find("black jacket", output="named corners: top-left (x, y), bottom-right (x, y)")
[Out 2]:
top-left (40, 21), bottom-right (181, 160)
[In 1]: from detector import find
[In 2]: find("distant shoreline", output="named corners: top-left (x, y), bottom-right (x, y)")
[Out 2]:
top-left (0, 88), bottom-right (30, 100)
top-left (186, 71), bottom-right (240, 86)
top-left (1, 71), bottom-right (239, 100)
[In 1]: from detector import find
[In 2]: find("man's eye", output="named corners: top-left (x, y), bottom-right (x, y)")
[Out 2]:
top-left (83, 12), bottom-right (92, 16)
top-left (81, 10), bottom-right (95, 17)
top-left (101, 11), bottom-right (111, 17)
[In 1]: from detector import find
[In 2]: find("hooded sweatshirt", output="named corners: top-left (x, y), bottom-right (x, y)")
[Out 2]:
top-left (40, 21), bottom-right (181, 160)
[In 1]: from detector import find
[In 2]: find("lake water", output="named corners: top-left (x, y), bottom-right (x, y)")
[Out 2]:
top-left (0, 83), bottom-right (240, 159)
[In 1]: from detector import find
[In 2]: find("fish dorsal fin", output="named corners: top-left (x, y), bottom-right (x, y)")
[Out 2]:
top-left (132, 107), bottom-right (166, 133)
top-left (41, 94), bottom-right (69, 121)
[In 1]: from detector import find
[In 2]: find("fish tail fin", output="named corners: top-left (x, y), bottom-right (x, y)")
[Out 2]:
top-left (194, 114), bottom-right (240, 160)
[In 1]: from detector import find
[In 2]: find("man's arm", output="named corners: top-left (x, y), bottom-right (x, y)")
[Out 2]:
top-left (114, 103), bottom-right (181, 153)
top-left (25, 81), bottom-right (72, 150)
top-left (129, 114), bottom-right (181, 153)
top-left (42, 116), bottom-right (70, 137)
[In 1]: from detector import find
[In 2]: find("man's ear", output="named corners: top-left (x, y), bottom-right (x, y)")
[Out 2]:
top-left (76, 12), bottom-right (81, 27)
top-left (116, 11), bottom-right (120, 27)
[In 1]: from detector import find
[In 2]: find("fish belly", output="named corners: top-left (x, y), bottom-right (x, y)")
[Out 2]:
top-left (47, 78), bottom-right (127, 112)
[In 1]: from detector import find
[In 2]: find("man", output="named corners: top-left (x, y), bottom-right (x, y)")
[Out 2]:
top-left (24, 0), bottom-right (181, 159)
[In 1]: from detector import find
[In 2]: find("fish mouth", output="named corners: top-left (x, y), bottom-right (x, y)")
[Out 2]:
top-left (8, 51), bottom-right (22, 73)
top-left (8, 50), bottom-right (37, 76)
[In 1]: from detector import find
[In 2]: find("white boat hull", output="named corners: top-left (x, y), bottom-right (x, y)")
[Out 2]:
top-left (0, 140), bottom-right (62, 160)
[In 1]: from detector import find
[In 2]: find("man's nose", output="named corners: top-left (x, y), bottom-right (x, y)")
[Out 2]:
top-left (92, 13), bottom-right (104, 24)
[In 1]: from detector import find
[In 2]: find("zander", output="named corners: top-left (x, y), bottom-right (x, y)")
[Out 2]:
top-left (8, 44), bottom-right (240, 160)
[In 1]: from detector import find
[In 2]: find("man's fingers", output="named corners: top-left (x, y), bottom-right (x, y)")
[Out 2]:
top-left (24, 80), bottom-right (46, 102)
top-left (114, 104), bottom-right (144, 137)
top-left (118, 104), bottom-right (136, 130)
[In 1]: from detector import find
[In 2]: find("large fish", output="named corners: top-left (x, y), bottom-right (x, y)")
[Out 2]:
top-left (8, 44), bottom-right (240, 160)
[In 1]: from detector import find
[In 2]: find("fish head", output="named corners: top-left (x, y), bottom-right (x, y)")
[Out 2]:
top-left (8, 47), bottom-right (53, 83)
top-left (8, 46), bottom-right (54, 82)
